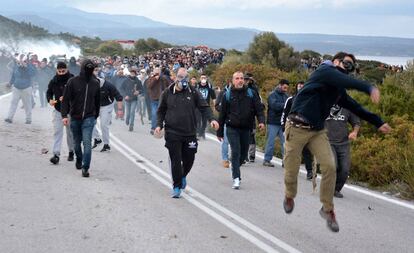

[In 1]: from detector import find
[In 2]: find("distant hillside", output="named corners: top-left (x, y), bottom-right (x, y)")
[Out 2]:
top-left (0, 15), bottom-right (50, 39)
top-left (4, 7), bottom-right (414, 56)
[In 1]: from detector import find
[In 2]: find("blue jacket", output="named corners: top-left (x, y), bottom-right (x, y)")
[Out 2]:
top-left (10, 64), bottom-right (36, 89)
top-left (267, 87), bottom-right (288, 125)
top-left (290, 61), bottom-right (384, 130)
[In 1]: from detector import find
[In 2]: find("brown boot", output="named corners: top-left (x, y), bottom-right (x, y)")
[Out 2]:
top-left (283, 197), bottom-right (295, 214)
top-left (319, 207), bottom-right (340, 232)
top-left (223, 160), bottom-right (230, 168)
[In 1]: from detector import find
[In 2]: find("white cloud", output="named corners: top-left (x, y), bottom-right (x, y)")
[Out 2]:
top-left (70, 0), bottom-right (385, 12)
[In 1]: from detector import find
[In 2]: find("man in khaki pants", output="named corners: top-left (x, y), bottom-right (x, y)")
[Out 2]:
top-left (283, 52), bottom-right (391, 232)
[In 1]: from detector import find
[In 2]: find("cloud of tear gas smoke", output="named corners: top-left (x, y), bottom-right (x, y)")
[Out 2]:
top-left (0, 38), bottom-right (81, 60)
top-left (0, 38), bottom-right (81, 83)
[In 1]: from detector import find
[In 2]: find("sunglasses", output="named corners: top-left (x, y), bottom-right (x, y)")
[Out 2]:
top-left (57, 69), bottom-right (67, 73)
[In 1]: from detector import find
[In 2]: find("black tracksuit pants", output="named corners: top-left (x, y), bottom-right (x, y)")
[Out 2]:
top-left (165, 133), bottom-right (198, 189)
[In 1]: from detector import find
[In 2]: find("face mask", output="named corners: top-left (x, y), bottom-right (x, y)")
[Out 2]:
top-left (177, 77), bottom-right (189, 90)
top-left (342, 60), bottom-right (355, 73)
top-left (201, 79), bottom-right (207, 84)
top-left (336, 66), bottom-right (349, 74)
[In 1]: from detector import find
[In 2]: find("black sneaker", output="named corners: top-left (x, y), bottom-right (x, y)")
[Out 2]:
top-left (306, 171), bottom-right (313, 180)
top-left (283, 197), bottom-right (295, 214)
top-left (129, 125), bottom-right (133, 132)
top-left (75, 159), bottom-right (82, 170)
top-left (263, 161), bottom-right (274, 167)
top-left (150, 129), bottom-right (154, 135)
top-left (334, 191), bottom-right (344, 198)
top-left (249, 157), bottom-right (255, 163)
top-left (82, 168), bottom-right (90, 177)
top-left (4, 118), bottom-right (12, 123)
top-left (319, 207), bottom-right (340, 232)
top-left (68, 151), bottom-right (74, 161)
top-left (50, 155), bottom-right (60, 165)
top-left (92, 139), bottom-right (102, 149)
top-left (100, 144), bottom-right (110, 152)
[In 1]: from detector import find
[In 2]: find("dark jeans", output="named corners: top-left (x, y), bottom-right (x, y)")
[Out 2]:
top-left (197, 111), bottom-right (208, 138)
top-left (125, 100), bottom-right (138, 127)
top-left (248, 129), bottom-right (256, 160)
top-left (331, 143), bottom-right (351, 192)
top-left (227, 127), bottom-right (250, 179)
top-left (165, 134), bottom-right (198, 189)
top-left (70, 117), bottom-right (96, 170)
top-left (144, 93), bottom-right (152, 121)
top-left (150, 100), bottom-right (159, 130)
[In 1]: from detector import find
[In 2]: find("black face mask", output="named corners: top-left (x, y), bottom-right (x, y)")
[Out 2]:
top-left (336, 66), bottom-right (349, 74)
top-left (341, 60), bottom-right (355, 73)
top-left (84, 63), bottom-right (95, 81)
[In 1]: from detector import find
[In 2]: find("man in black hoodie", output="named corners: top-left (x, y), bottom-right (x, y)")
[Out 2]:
top-left (46, 62), bottom-right (74, 165)
top-left (61, 59), bottom-right (100, 177)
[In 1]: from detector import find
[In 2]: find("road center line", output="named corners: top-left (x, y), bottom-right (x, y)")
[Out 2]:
top-left (108, 132), bottom-right (302, 253)
top-left (108, 138), bottom-right (282, 253)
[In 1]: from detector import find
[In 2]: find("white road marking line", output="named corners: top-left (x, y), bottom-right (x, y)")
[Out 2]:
top-left (109, 138), bottom-right (283, 253)
top-left (109, 133), bottom-right (302, 253)
top-left (0, 92), bottom-right (12, 100)
top-left (206, 133), bottom-right (414, 211)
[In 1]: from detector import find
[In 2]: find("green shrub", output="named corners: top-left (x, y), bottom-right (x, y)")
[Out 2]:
top-left (351, 115), bottom-right (414, 199)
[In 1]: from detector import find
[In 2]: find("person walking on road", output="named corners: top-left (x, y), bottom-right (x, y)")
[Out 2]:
top-left (92, 71), bottom-right (124, 152)
top-left (4, 55), bottom-right (36, 124)
top-left (215, 83), bottom-right (231, 168)
top-left (325, 105), bottom-right (360, 198)
top-left (46, 62), bottom-right (75, 164)
top-left (217, 71), bottom-right (265, 190)
top-left (147, 67), bottom-right (169, 134)
top-left (263, 79), bottom-right (289, 167)
top-left (155, 68), bottom-right (219, 198)
top-left (282, 52), bottom-right (391, 232)
top-left (61, 59), bottom-right (101, 178)
top-left (120, 68), bottom-right (143, 132)
top-left (196, 74), bottom-right (216, 139)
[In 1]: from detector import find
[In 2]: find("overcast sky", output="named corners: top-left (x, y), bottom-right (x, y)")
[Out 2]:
top-left (6, 0), bottom-right (414, 38)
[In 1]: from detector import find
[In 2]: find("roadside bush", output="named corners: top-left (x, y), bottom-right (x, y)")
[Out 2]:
top-left (351, 115), bottom-right (414, 199)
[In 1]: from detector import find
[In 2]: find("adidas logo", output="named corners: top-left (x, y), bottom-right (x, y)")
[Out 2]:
top-left (188, 141), bottom-right (197, 149)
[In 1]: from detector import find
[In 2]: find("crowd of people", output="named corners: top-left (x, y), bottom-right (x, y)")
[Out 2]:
top-left (3, 46), bottom-right (392, 233)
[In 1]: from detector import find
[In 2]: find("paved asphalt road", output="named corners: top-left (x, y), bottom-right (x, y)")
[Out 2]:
top-left (1, 92), bottom-right (413, 253)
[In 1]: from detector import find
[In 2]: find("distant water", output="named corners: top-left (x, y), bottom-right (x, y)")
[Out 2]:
top-left (357, 55), bottom-right (414, 66)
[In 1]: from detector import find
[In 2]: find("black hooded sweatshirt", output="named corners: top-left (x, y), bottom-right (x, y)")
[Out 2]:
top-left (61, 60), bottom-right (100, 120)
top-left (46, 71), bottom-right (74, 112)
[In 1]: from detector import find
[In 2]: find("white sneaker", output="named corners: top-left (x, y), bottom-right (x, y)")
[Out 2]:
top-left (232, 178), bottom-right (240, 189)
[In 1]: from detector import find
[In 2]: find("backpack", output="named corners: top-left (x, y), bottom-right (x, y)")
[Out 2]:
top-left (225, 87), bottom-right (254, 102)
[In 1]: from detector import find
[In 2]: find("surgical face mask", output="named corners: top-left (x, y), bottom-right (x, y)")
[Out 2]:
top-left (201, 79), bottom-right (207, 84)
